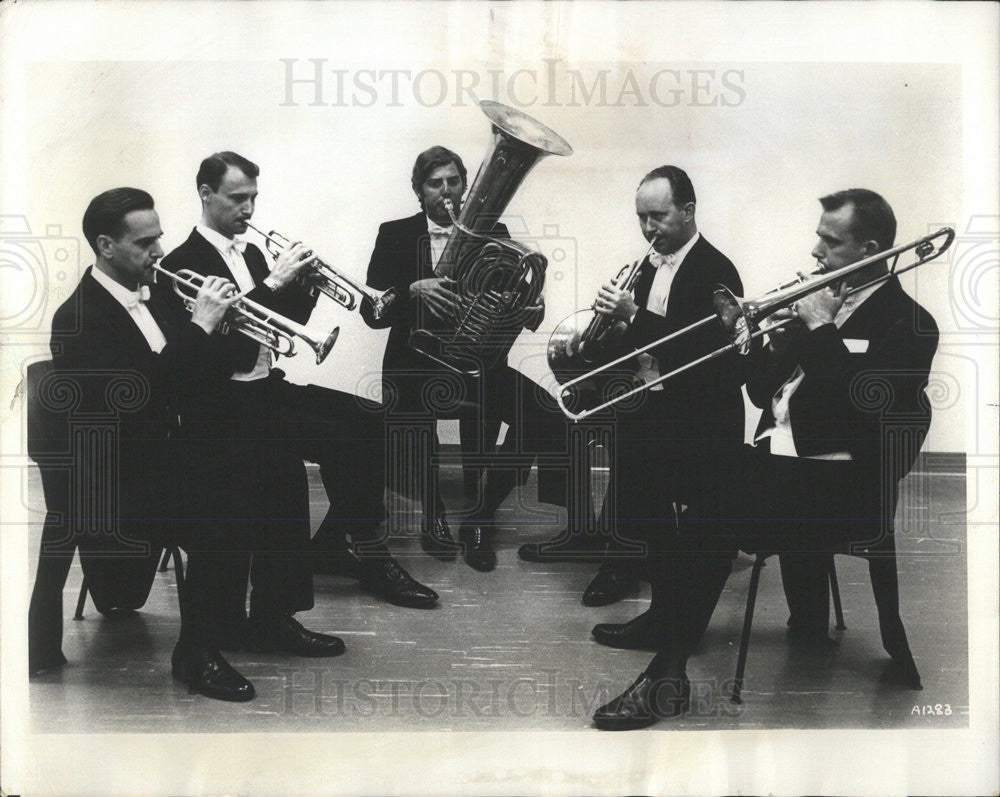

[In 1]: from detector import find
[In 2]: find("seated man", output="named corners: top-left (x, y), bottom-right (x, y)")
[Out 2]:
top-left (360, 145), bottom-right (543, 572)
top-left (517, 165), bottom-right (745, 609)
top-left (593, 188), bottom-right (937, 729)
top-left (160, 151), bottom-right (437, 610)
top-left (33, 187), bottom-right (335, 701)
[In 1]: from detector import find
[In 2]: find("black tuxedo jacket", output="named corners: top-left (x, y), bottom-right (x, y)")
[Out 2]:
top-left (158, 228), bottom-right (318, 376)
top-left (626, 234), bottom-right (746, 434)
top-left (360, 211), bottom-right (510, 376)
top-left (747, 276), bottom-right (939, 483)
top-left (49, 268), bottom-right (215, 510)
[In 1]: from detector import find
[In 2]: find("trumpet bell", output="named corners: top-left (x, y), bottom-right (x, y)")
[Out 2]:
top-left (313, 327), bottom-right (340, 364)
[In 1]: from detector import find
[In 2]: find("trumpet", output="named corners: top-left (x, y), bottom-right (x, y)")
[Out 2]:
top-left (152, 264), bottom-right (340, 364)
top-left (554, 227), bottom-right (955, 421)
top-left (245, 223), bottom-right (400, 322)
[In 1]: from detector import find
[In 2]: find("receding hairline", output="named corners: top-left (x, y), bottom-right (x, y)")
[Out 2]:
top-left (200, 163), bottom-right (258, 189)
top-left (635, 175), bottom-right (693, 207)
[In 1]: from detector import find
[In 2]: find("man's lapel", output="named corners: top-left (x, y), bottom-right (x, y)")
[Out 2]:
top-left (82, 270), bottom-right (152, 355)
top-left (188, 228), bottom-right (237, 281)
top-left (663, 236), bottom-right (704, 319)
top-left (411, 212), bottom-right (434, 278)
top-left (838, 278), bottom-right (894, 340)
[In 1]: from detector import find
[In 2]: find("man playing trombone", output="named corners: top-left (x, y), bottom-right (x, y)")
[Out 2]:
top-left (593, 188), bottom-right (939, 729)
top-left (159, 151), bottom-right (439, 616)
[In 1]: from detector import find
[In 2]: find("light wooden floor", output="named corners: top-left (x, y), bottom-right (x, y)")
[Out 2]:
top-left (27, 461), bottom-right (968, 733)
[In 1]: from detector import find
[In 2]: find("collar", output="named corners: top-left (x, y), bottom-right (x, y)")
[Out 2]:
top-left (92, 265), bottom-right (150, 309)
top-left (835, 281), bottom-right (881, 326)
top-left (426, 217), bottom-right (454, 237)
top-left (651, 231), bottom-right (700, 269)
top-left (197, 223), bottom-right (248, 255)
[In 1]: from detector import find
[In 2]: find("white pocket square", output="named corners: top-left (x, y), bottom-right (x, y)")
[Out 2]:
top-left (844, 338), bottom-right (869, 353)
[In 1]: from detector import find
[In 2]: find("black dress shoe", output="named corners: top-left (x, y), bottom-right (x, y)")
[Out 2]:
top-left (459, 523), bottom-right (496, 572)
top-left (593, 673), bottom-right (690, 730)
top-left (517, 532), bottom-right (607, 563)
top-left (882, 655), bottom-right (923, 690)
top-left (582, 561), bottom-right (641, 607)
top-left (359, 556), bottom-right (439, 608)
top-left (420, 515), bottom-right (459, 561)
top-left (244, 615), bottom-right (346, 658)
top-left (592, 611), bottom-right (657, 650)
top-left (171, 642), bottom-right (255, 702)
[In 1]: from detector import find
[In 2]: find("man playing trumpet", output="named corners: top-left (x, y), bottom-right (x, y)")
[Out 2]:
top-left (159, 151), bottom-right (439, 620)
top-left (33, 187), bottom-right (271, 699)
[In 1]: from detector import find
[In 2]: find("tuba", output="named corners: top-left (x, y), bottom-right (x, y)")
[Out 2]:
top-left (408, 100), bottom-right (572, 377)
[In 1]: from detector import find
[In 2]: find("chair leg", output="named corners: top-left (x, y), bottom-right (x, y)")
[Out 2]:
top-left (171, 547), bottom-right (185, 584)
top-left (829, 558), bottom-right (846, 630)
top-left (732, 554), bottom-right (767, 704)
top-left (170, 547), bottom-right (187, 616)
top-left (73, 576), bottom-right (88, 620)
top-left (158, 548), bottom-right (172, 572)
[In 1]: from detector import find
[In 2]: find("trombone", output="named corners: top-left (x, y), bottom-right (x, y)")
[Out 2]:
top-left (245, 223), bottom-right (400, 322)
top-left (152, 264), bottom-right (340, 365)
top-left (554, 226), bottom-right (955, 421)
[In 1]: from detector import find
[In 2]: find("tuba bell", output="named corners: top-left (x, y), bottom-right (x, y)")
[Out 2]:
top-left (408, 100), bottom-right (572, 377)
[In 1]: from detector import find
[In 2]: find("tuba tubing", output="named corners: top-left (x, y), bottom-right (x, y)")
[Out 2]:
top-left (408, 100), bottom-right (572, 376)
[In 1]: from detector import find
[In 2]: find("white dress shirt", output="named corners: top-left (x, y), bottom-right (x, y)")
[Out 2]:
top-left (636, 232), bottom-right (701, 390)
top-left (196, 224), bottom-right (271, 381)
top-left (428, 217), bottom-right (455, 273)
top-left (756, 282), bottom-right (881, 459)
top-left (92, 266), bottom-right (167, 353)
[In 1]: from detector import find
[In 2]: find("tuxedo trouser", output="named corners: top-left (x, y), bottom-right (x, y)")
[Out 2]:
top-left (382, 365), bottom-right (512, 517)
top-left (740, 445), bottom-right (880, 634)
top-left (596, 389), bottom-right (743, 578)
top-left (643, 426), bottom-right (744, 658)
top-left (29, 442), bottom-right (240, 659)
top-left (476, 367), bottom-right (576, 516)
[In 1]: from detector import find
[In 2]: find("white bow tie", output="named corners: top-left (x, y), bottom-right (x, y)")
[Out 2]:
top-left (649, 251), bottom-right (677, 270)
top-left (428, 222), bottom-right (453, 240)
top-left (124, 285), bottom-right (151, 309)
top-left (227, 239), bottom-right (248, 254)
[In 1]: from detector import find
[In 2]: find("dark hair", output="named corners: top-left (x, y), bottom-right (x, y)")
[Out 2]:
top-left (411, 146), bottom-right (467, 209)
top-left (196, 151), bottom-right (260, 192)
top-left (82, 187), bottom-right (155, 254)
top-left (638, 165), bottom-right (696, 207)
top-left (819, 189), bottom-right (896, 251)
